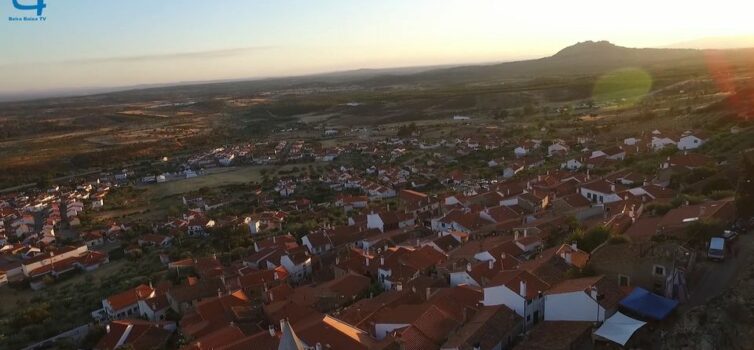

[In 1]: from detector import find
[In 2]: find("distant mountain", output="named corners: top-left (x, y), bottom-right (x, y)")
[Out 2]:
top-left (664, 35), bottom-right (754, 49)
top-left (382, 41), bottom-right (711, 84)
top-left (5, 40), bottom-right (754, 104)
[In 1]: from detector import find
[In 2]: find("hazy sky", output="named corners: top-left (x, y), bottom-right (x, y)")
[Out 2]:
top-left (1, 0), bottom-right (752, 95)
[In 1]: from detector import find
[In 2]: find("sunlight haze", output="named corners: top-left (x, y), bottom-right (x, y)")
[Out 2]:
top-left (1, 0), bottom-right (752, 95)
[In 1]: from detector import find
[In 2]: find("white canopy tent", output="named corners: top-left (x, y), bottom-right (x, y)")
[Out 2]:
top-left (593, 311), bottom-right (646, 346)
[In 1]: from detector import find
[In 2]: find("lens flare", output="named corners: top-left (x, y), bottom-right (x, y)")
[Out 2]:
top-left (704, 50), bottom-right (754, 120)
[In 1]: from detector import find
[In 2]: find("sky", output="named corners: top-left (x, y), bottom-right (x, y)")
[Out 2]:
top-left (1, 0), bottom-right (753, 96)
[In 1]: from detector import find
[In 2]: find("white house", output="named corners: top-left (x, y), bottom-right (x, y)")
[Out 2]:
top-left (245, 217), bottom-right (262, 234)
top-left (503, 161), bottom-right (526, 179)
top-left (677, 133), bottom-right (706, 150)
top-left (366, 212), bottom-right (385, 232)
top-left (651, 136), bottom-right (677, 151)
top-left (544, 275), bottom-right (621, 322)
top-left (482, 270), bottom-right (549, 326)
top-left (514, 146), bottom-right (529, 158)
top-left (301, 232), bottom-right (333, 255)
top-left (102, 284), bottom-right (155, 320)
top-left (624, 137), bottom-right (640, 146)
top-left (280, 252), bottom-right (312, 282)
top-left (579, 180), bottom-right (622, 204)
top-left (561, 158), bottom-right (584, 171)
top-left (548, 143), bottom-right (569, 157)
top-left (137, 295), bottom-right (170, 321)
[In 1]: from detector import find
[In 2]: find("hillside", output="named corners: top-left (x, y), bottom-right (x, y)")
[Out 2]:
top-left (390, 41), bottom-right (754, 84)
top-left (4, 41), bottom-right (754, 107)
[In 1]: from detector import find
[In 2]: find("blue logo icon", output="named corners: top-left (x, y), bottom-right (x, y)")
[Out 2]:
top-left (12, 0), bottom-right (46, 16)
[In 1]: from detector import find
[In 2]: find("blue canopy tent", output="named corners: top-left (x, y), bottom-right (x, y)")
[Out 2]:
top-left (619, 287), bottom-right (679, 320)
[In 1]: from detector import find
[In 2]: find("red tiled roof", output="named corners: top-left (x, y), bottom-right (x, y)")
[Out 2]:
top-left (107, 284), bottom-right (155, 311)
top-left (487, 270), bottom-right (550, 299)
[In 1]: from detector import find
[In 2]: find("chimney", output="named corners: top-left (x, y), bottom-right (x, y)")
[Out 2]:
top-left (106, 325), bottom-right (111, 334)
top-left (466, 263), bottom-right (472, 272)
top-left (396, 283), bottom-right (403, 292)
top-left (590, 286), bottom-right (598, 300)
top-left (425, 287), bottom-right (432, 300)
top-left (519, 280), bottom-right (527, 298)
top-left (274, 271), bottom-right (279, 280)
top-left (365, 256), bottom-right (370, 266)
top-left (564, 251), bottom-right (572, 265)
top-left (610, 184), bottom-right (616, 192)
top-left (268, 324), bottom-right (276, 337)
top-left (488, 259), bottom-right (494, 269)
top-left (571, 241), bottom-right (578, 251)
top-left (380, 256), bottom-right (385, 266)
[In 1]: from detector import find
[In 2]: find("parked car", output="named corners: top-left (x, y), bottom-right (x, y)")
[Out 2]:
top-left (708, 237), bottom-right (726, 261)
top-left (722, 230), bottom-right (739, 242)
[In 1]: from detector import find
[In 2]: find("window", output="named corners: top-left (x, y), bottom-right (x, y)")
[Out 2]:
top-left (599, 195), bottom-right (604, 203)
top-left (618, 274), bottom-right (630, 287)
top-left (653, 265), bottom-right (666, 277)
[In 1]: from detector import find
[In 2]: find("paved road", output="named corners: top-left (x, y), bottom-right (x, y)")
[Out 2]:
top-left (687, 233), bottom-right (753, 306)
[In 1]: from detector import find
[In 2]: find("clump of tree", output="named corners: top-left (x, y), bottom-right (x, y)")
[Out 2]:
top-left (565, 264), bottom-right (597, 279)
top-left (397, 123), bottom-right (418, 137)
top-left (567, 225), bottom-right (611, 253)
top-left (685, 219), bottom-right (724, 245)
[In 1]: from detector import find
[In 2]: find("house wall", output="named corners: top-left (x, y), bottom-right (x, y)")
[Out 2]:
top-left (431, 218), bottom-right (454, 232)
top-left (544, 292), bottom-right (605, 321)
top-left (21, 245), bottom-right (89, 277)
top-left (579, 188), bottom-right (621, 204)
top-left (678, 136), bottom-right (704, 150)
top-left (449, 271), bottom-right (480, 287)
top-left (482, 286), bottom-right (544, 326)
top-left (592, 251), bottom-right (674, 294)
top-left (562, 159), bottom-right (583, 170)
top-left (367, 214), bottom-right (385, 232)
top-left (281, 256), bottom-right (311, 282)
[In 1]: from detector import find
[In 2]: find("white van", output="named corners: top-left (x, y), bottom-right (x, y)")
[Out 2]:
top-left (708, 237), bottom-right (725, 261)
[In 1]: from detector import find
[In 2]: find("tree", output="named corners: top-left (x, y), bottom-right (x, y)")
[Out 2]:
top-left (685, 219), bottom-right (724, 245)
top-left (736, 153), bottom-right (754, 219)
top-left (568, 226), bottom-right (611, 253)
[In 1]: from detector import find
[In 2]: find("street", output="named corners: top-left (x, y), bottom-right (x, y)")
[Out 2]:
top-left (686, 232), bottom-right (753, 306)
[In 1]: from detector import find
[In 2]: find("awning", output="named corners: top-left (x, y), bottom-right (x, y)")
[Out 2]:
top-left (619, 287), bottom-right (679, 320)
top-left (594, 311), bottom-right (646, 346)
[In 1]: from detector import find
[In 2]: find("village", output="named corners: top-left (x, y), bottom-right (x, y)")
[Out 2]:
top-left (1, 113), bottom-right (750, 350)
